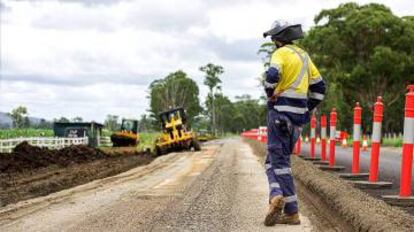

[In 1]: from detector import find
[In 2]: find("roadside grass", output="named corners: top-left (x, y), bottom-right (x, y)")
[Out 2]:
top-left (325, 137), bottom-right (403, 148)
top-left (138, 132), bottom-right (160, 152)
top-left (381, 137), bottom-right (403, 147)
top-left (0, 128), bottom-right (54, 139)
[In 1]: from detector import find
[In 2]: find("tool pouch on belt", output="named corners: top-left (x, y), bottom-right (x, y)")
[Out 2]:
top-left (275, 118), bottom-right (292, 136)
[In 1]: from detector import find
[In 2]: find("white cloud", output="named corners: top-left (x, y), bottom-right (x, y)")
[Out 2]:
top-left (0, 0), bottom-right (413, 121)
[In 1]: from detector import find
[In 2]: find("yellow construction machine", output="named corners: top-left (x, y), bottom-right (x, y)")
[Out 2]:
top-left (197, 129), bottom-right (215, 142)
top-left (154, 107), bottom-right (200, 156)
top-left (110, 119), bottom-right (139, 147)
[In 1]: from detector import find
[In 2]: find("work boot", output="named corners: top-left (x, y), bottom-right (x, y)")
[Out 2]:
top-left (264, 195), bottom-right (284, 226)
top-left (277, 212), bottom-right (301, 225)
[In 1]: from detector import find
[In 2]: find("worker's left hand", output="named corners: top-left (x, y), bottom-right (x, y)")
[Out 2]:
top-left (268, 94), bottom-right (277, 102)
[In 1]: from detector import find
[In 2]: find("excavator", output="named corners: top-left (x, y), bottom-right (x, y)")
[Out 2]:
top-left (110, 119), bottom-right (139, 147)
top-left (154, 107), bottom-right (200, 156)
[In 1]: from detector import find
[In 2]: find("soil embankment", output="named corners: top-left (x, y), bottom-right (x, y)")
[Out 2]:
top-left (0, 142), bottom-right (153, 206)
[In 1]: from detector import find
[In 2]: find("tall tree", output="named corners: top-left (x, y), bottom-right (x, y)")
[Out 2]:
top-left (138, 114), bottom-right (154, 132)
top-left (199, 63), bottom-right (224, 135)
top-left (149, 70), bottom-right (202, 128)
top-left (8, 106), bottom-right (28, 128)
top-left (55, 117), bottom-right (70, 123)
top-left (104, 114), bottom-right (119, 131)
top-left (72, 116), bottom-right (83, 123)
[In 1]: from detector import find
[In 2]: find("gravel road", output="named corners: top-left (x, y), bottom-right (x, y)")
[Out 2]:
top-left (0, 138), bottom-right (315, 232)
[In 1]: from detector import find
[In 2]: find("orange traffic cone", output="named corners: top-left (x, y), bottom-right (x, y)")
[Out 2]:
top-left (341, 138), bottom-right (348, 147)
top-left (362, 135), bottom-right (368, 151)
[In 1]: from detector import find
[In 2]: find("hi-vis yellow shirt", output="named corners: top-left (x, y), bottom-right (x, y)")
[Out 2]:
top-left (270, 44), bottom-right (321, 97)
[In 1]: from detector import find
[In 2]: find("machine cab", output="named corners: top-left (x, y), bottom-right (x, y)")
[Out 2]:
top-left (159, 108), bottom-right (187, 130)
top-left (120, 119), bottom-right (139, 134)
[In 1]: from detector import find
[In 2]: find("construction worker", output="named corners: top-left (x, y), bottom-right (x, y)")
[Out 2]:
top-left (262, 20), bottom-right (326, 226)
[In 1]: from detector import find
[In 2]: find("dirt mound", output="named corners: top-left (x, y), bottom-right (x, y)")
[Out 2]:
top-left (0, 142), bottom-right (111, 173)
top-left (0, 142), bottom-right (154, 207)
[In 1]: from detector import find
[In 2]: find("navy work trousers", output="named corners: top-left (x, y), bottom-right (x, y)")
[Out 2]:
top-left (265, 109), bottom-right (301, 214)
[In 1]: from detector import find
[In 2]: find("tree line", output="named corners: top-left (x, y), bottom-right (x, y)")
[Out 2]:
top-left (144, 64), bottom-right (266, 134)
top-left (2, 106), bottom-right (85, 129)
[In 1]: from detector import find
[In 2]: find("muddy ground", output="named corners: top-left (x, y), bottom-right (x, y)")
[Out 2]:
top-left (244, 138), bottom-right (414, 231)
top-left (0, 142), bottom-right (153, 206)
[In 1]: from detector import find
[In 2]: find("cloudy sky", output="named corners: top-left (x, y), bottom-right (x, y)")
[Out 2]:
top-left (0, 0), bottom-right (412, 122)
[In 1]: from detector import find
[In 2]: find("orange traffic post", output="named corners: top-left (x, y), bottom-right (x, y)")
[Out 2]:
top-left (369, 97), bottom-right (383, 182)
top-left (293, 135), bottom-right (302, 155)
top-left (312, 115), bottom-right (329, 165)
top-left (339, 103), bottom-right (369, 180)
top-left (305, 113), bottom-right (321, 161)
top-left (310, 113), bottom-right (316, 159)
top-left (352, 102), bottom-right (362, 174)
top-left (400, 85), bottom-right (414, 197)
top-left (353, 97), bottom-right (391, 188)
top-left (329, 108), bottom-right (337, 167)
top-left (320, 115), bottom-right (327, 161)
top-left (383, 85), bottom-right (414, 205)
top-left (317, 108), bottom-right (345, 171)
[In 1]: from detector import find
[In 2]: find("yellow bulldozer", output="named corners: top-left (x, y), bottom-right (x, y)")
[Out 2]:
top-left (154, 107), bottom-right (201, 156)
top-left (110, 119), bottom-right (139, 147)
top-left (197, 129), bottom-right (215, 142)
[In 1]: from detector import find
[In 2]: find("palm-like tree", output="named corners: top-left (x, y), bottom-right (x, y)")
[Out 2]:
top-left (199, 63), bottom-right (224, 136)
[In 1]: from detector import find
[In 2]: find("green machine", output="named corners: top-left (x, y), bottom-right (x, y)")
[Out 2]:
top-left (53, 122), bottom-right (104, 147)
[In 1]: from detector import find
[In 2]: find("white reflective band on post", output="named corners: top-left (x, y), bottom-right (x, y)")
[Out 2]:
top-left (321, 128), bottom-right (327, 139)
top-left (403, 117), bottom-right (414, 144)
top-left (265, 164), bottom-right (272, 170)
top-left (353, 124), bottom-right (361, 141)
top-left (264, 81), bottom-right (277, 89)
top-left (270, 182), bottom-right (281, 189)
top-left (309, 92), bottom-right (325, 100)
top-left (311, 128), bottom-right (315, 138)
top-left (274, 168), bottom-right (292, 175)
top-left (284, 195), bottom-right (297, 203)
top-left (274, 105), bottom-right (308, 114)
top-left (330, 126), bottom-right (336, 140)
top-left (279, 90), bottom-right (308, 99)
top-left (309, 76), bottom-right (323, 85)
top-left (372, 122), bottom-right (382, 143)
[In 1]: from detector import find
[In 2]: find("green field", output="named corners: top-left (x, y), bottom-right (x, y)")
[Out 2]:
top-left (0, 129), bottom-right (54, 139)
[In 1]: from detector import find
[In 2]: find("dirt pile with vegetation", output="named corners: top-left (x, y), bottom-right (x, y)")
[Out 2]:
top-left (0, 142), bottom-right (108, 173)
top-left (0, 143), bottom-right (154, 207)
